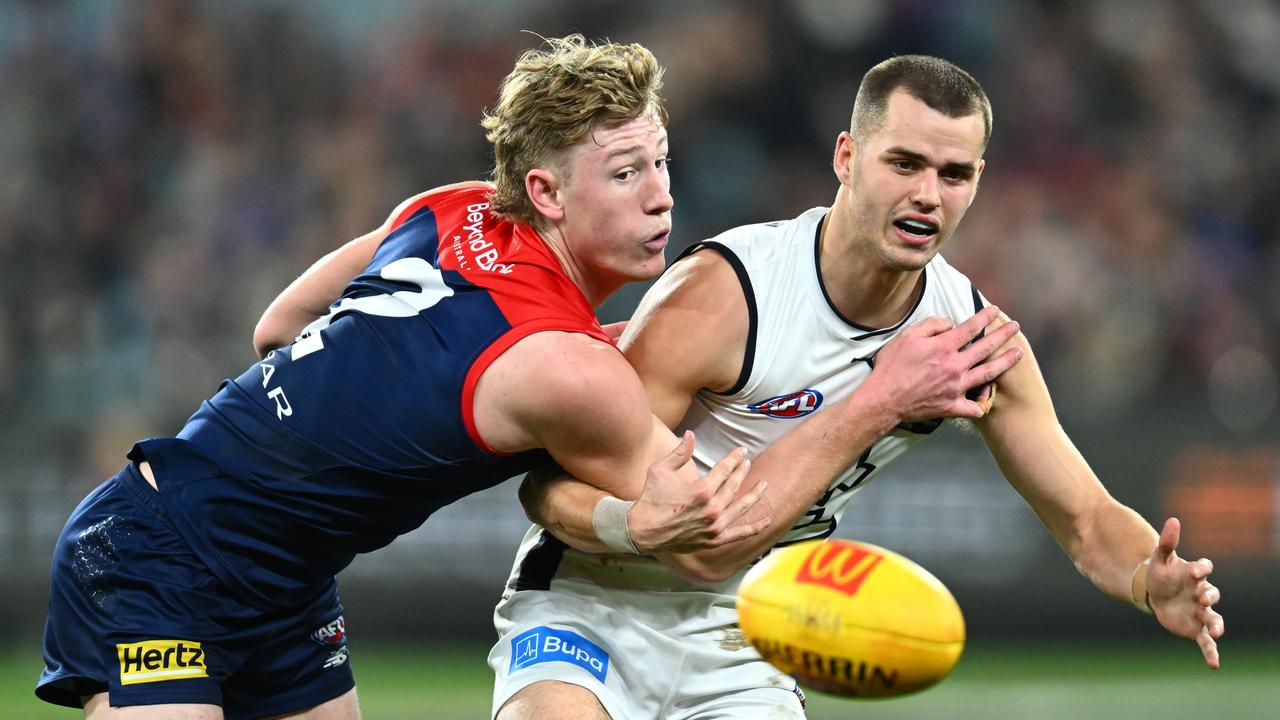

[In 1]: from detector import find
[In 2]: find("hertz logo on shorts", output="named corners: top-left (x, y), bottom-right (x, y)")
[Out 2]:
top-left (794, 543), bottom-right (883, 596)
top-left (117, 640), bottom-right (208, 685)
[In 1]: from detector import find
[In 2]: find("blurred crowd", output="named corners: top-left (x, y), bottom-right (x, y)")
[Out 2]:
top-left (2, 0), bottom-right (1277, 489)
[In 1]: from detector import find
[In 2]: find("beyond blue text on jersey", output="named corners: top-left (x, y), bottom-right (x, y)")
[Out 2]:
top-left (135, 184), bottom-right (611, 609)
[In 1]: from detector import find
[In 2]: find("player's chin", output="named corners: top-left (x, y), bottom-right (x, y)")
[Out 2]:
top-left (628, 252), bottom-right (668, 279)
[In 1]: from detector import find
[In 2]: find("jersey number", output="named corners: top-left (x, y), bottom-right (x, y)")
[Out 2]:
top-left (262, 257), bottom-right (455, 420)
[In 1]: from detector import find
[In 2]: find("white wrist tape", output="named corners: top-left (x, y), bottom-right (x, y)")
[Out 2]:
top-left (592, 496), bottom-right (639, 554)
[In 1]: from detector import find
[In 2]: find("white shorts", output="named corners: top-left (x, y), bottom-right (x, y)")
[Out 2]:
top-left (489, 537), bottom-right (805, 720)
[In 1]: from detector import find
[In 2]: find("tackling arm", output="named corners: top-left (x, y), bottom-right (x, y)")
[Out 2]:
top-left (975, 312), bottom-right (1224, 668)
top-left (483, 330), bottom-right (770, 556)
top-left (252, 183), bottom-right (486, 358)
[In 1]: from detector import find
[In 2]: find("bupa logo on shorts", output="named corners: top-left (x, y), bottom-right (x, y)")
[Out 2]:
top-left (747, 389), bottom-right (823, 418)
top-left (795, 542), bottom-right (884, 597)
top-left (117, 640), bottom-right (207, 685)
top-left (311, 615), bottom-right (346, 646)
top-left (509, 626), bottom-right (609, 683)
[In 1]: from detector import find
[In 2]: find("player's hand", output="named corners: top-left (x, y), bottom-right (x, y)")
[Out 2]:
top-left (601, 320), bottom-right (629, 341)
top-left (863, 305), bottom-right (1022, 422)
top-left (628, 431), bottom-right (771, 554)
top-left (1146, 517), bottom-right (1224, 669)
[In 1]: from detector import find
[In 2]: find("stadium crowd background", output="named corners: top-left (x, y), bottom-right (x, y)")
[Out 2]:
top-left (2, 0), bottom-right (1276, 648)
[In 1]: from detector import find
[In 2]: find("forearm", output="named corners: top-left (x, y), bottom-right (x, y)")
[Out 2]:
top-left (660, 385), bottom-right (901, 580)
top-left (519, 473), bottom-right (616, 553)
top-left (253, 248), bottom-right (351, 357)
top-left (1069, 498), bottom-right (1159, 605)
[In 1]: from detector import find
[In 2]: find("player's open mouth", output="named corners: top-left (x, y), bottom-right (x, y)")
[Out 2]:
top-left (892, 218), bottom-right (939, 238)
top-left (645, 231), bottom-right (670, 251)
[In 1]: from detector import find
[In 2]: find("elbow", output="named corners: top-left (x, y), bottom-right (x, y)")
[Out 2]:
top-left (253, 314), bottom-right (290, 359)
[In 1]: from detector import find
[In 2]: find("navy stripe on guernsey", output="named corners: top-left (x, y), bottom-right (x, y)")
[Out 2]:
top-left (970, 282), bottom-right (985, 313)
top-left (512, 530), bottom-right (569, 591)
top-left (674, 242), bottom-right (758, 397)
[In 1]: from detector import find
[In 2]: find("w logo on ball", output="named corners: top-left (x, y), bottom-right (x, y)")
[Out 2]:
top-left (795, 542), bottom-right (884, 596)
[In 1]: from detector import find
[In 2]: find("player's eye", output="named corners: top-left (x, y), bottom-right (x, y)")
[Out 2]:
top-left (614, 169), bottom-right (636, 181)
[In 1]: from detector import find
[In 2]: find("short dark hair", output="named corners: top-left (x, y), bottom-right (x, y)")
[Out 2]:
top-left (851, 55), bottom-right (992, 150)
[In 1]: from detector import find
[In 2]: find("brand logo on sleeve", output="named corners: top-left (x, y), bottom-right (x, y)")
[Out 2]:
top-left (747, 389), bottom-right (823, 418)
top-left (795, 543), bottom-right (884, 596)
top-left (117, 640), bottom-right (207, 685)
top-left (509, 626), bottom-right (609, 682)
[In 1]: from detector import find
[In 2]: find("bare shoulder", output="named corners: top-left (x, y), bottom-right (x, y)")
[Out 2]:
top-left (474, 330), bottom-right (651, 454)
top-left (634, 247), bottom-right (744, 318)
top-left (618, 248), bottom-right (750, 425)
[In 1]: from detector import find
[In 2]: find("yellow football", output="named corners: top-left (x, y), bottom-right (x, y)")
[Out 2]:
top-left (736, 538), bottom-right (964, 698)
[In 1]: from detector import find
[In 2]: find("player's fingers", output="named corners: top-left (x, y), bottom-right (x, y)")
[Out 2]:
top-left (658, 430), bottom-right (696, 472)
top-left (1200, 584), bottom-right (1221, 607)
top-left (722, 479), bottom-right (767, 524)
top-left (1199, 606), bottom-right (1224, 636)
top-left (1197, 626), bottom-right (1220, 669)
top-left (962, 348), bottom-right (1022, 396)
top-left (714, 517), bottom-right (772, 546)
top-left (710, 455), bottom-right (752, 506)
top-left (1190, 557), bottom-right (1214, 579)
top-left (903, 315), bottom-right (954, 338)
top-left (1156, 517), bottom-right (1181, 562)
top-left (945, 305), bottom-right (1001, 349)
top-left (601, 320), bottom-right (629, 341)
top-left (958, 319), bottom-right (1020, 365)
top-left (704, 446), bottom-right (748, 494)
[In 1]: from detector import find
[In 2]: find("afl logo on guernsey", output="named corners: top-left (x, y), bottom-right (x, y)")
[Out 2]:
top-left (748, 389), bottom-right (823, 418)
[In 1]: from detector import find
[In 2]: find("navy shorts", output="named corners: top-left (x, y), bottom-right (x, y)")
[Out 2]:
top-left (37, 463), bottom-right (355, 718)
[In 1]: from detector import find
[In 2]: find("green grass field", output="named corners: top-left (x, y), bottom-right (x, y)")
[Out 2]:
top-left (8, 641), bottom-right (1275, 719)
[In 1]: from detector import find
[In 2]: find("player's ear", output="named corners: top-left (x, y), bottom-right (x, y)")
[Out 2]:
top-left (833, 132), bottom-right (856, 186)
top-left (526, 167), bottom-right (565, 223)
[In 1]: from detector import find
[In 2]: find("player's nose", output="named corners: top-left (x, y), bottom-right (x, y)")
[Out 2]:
top-left (646, 170), bottom-right (674, 214)
top-left (912, 169), bottom-right (941, 210)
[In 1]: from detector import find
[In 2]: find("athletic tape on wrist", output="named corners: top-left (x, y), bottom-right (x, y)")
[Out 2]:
top-left (1130, 559), bottom-right (1153, 615)
top-left (592, 496), bottom-right (639, 554)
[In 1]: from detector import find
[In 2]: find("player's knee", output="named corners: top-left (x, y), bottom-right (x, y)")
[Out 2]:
top-left (497, 680), bottom-right (611, 720)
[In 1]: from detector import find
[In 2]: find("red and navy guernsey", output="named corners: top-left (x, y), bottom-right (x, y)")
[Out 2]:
top-left (134, 183), bottom-right (611, 609)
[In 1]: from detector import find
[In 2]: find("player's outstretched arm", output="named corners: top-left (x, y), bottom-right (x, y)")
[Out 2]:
top-left (974, 314), bottom-right (1223, 668)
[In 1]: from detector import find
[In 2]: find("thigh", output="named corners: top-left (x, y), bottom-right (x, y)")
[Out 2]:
top-left (265, 688), bottom-right (360, 720)
top-left (496, 680), bottom-right (609, 720)
top-left (222, 583), bottom-right (355, 719)
top-left (39, 467), bottom-right (236, 709)
top-left (490, 590), bottom-right (673, 720)
top-left (84, 693), bottom-right (222, 719)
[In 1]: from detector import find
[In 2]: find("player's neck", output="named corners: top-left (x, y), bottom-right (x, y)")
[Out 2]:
top-left (534, 226), bottom-right (622, 308)
top-left (818, 211), bottom-right (924, 329)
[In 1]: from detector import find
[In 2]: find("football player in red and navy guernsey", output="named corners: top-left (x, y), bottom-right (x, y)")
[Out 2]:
top-left (38, 36), bottom-right (1019, 720)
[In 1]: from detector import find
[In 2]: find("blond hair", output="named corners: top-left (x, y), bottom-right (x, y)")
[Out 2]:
top-left (482, 35), bottom-right (668, 225)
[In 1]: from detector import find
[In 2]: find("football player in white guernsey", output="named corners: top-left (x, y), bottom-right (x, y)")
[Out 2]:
top-left (493, 55), bottom-right (1224, 720)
